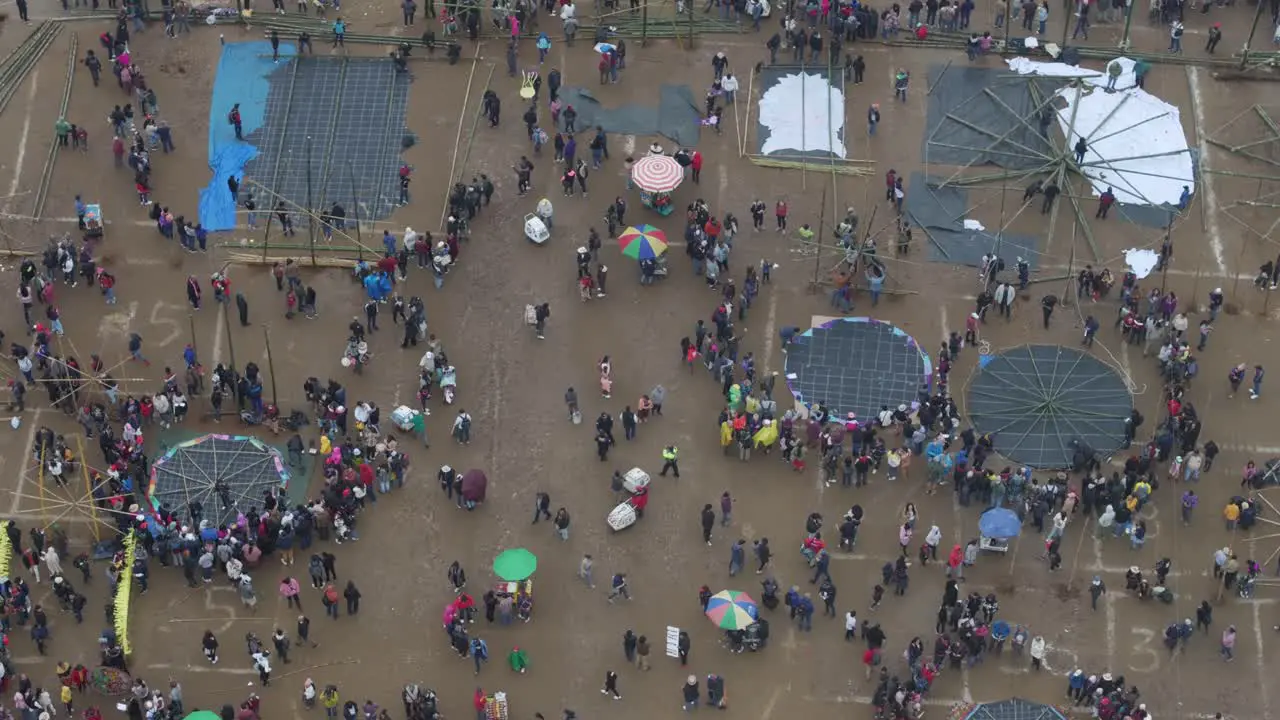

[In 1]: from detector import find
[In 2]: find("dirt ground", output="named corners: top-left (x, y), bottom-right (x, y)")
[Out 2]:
top-left (0, 2), bottom-right (1277, 719)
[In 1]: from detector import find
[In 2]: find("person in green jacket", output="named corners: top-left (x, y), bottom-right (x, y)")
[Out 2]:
top-left (1133, 59), bottom-right (1151, 90)
top-left (55, 117), bottom-right (73, 146)
top-left (508, 646), bottom-right (529, 673)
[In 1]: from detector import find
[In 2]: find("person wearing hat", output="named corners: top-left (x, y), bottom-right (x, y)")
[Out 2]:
top-left (681, 675), bottom-right (700, 711)
top-left (964, 312), bottom-right (979, 346)
top-left (509, 646), bottom-right (529, 673)
top-left (1068, 669), bottom-right (1087, 701)
top-left (1206, 22), bottom-right (1222, 53)
top-left (536, 197), bottom-right (554, 228)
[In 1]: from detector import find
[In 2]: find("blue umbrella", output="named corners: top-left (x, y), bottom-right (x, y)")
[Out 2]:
top-left (978, 508), bottom-right (1022, 539)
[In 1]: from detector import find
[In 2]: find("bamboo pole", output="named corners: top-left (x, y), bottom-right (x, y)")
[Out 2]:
top-left (315, 57), bottom-right (350, 217)
top-left (263, 326), bottom-right (278, 409)
top-left (439, 46), bottom-right (485, 231)
top-left (349, 162), bottom-right (363, 262)
top-left (76, 436), bottom-right (101, 543)
top-left (740, 65), bottom-right (754, 158)
top-left (266, 57), bottom-right (303, 221)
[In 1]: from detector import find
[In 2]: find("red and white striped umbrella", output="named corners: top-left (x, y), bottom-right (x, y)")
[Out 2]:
top-left (631, 154), bottom-right (685, 193)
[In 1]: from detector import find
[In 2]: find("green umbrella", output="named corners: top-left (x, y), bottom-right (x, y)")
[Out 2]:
top-left (185, 712), bottom-right (222, 720)
top-left (493, 548), bottom-right (538, 581)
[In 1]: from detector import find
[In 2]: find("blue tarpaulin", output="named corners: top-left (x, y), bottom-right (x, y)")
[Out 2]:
top-left (200, 41), bottom-right (296, 231)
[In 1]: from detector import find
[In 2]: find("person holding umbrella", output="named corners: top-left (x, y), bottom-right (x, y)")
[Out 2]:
top-left (493, 549), bottom-right (538, 583)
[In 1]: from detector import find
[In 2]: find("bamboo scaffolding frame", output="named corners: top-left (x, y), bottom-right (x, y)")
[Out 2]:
top-left (239, 178), bottom-right (380, 256)
top-left (33, 32), bottom-right (78, 220)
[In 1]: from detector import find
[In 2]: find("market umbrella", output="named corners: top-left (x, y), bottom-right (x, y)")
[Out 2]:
top-left (461, 469), bottom-right (487, 503)
top-left (631, 154), bottom-right (684, 193)
top-left (185, 713), bottom-right (222, 720)
top-left (618, 224), bottom-right (669, 260)
top-left (493, 548), bottom-right (538, 581)
top-left (978, 508), bottom-right (1022, 539)
top-left (704, 590), bottom-right (758, 630)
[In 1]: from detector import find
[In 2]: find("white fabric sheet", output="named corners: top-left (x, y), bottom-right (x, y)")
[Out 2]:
top-left (759, 72), bottom-right (847, 158)
top-left (1006, 57), bottom-right (1194, 206)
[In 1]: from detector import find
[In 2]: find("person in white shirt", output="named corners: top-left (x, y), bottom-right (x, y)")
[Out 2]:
top-left (844, 610), bottom-right (858, 640)
top-left (722, 73), bottom-right (739, 104)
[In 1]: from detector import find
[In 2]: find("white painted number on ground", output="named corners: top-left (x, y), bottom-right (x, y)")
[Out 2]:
top-left (98, 301), bottom-right (139, 342)
top-left (1128, 627), bottom-right (1161, 673)
top-left (1040, 643), bottom-right (1078, 676)
top-left (1138, 503), bottom-right (1160, 541)
top-left (200, 587), bottom-right (240, 634)
top-left (150, 301), bottom-right (184, 348)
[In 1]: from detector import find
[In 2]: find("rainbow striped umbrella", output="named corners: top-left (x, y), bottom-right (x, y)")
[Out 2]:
top-left (618, 224), bottom-right (669, 260)
top-left (704, 589), bottom-right (758, 630)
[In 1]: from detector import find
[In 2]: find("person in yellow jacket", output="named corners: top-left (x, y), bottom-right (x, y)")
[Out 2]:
top-left (660, 445), bottom-right (680, 478)
top-left (321, 685), bottom-right (340, 716)
top-left (753, 419), bottom-right (778, 450)
top-left (1224, 501), bottom-right (1240, 531)
top-left (720, 421), bottom-right (734, 454)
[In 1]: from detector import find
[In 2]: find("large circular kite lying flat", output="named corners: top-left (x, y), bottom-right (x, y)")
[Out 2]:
top-left (146, 434), bottom-right (292, 528)
top-left (783, 317), bottom-right (931, 421)
top-left (966, 345), bottom-right (1133, 469)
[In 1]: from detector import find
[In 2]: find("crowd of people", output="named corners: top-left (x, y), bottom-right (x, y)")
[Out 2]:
top-left (1, 0), bottom-right (1269, 717)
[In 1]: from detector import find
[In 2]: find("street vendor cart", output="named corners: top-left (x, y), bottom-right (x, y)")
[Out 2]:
top-left (523, 213), bottom-right (549, 245)
top-left (630, 154), bottom-right (684, 216)
top-left (494, 578), bottom-right (535, 622)
top-left (977, 507), bottom-right (1020, 553)
top-left (607, 467), bottom-right (650, 531)
top-left (83, 203), bottom-right (104, 241)
top-left (484, 691), bottom-right (509, 720)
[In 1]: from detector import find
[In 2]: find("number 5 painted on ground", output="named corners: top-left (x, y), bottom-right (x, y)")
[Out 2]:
top-left (150, 301), bottom-right (185, 348)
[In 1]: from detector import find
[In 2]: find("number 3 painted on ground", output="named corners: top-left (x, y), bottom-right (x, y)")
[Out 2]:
top-left (1128, 627), bottom-right (1161, 673)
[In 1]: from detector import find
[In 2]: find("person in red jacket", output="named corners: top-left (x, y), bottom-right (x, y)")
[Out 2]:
top-left (358, 462), bottom-right (376, 505)
top-left (704, 216), bottom-right (721, 243)
top-left (775, 199), bottom-right (788, 231)
top-left (691, 150), bottom-right (703, 184)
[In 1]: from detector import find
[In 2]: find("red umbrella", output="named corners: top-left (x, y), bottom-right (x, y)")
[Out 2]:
top-left (461, 469), bottom-right (487, 503)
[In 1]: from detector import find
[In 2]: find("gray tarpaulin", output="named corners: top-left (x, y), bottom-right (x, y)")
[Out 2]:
top-left (924, 64), bottom-right (1060, 170)
top-left (903, 172), bottom-right (1043, 270)
top-left (555, 85), bottom-right (702, 146)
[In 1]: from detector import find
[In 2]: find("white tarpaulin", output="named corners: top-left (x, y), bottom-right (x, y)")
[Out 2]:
top-left (1123, 248), bottom-right (1160, 279)
top-left (1006, 57), bottom-right (1194, 206)
top-left (759, 72), bottom-right (847, 158)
